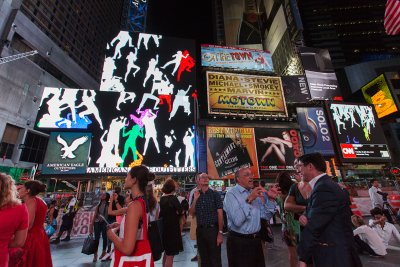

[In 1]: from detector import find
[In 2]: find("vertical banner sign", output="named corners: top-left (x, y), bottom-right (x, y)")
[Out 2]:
top-left (206, 127), bottom-right (259, 179)
top-left (254, 128), bottom-right (301, 178)
top-left (299, 47), bottom-right (343, 101)
top-left (281, 75), bottom-right (311, 103)
top-left (207, 72), bottom-right (287, 115)
top-left (296, 107), bottom-right (335, 156)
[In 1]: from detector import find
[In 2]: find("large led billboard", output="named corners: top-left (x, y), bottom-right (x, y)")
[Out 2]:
top-left (360, 74), bottom-right (398, 118)
top-left (206, 72), bottom-right (287, 116)
top-left (254, 128), bottom-right (302, 178)
top-left (325, 102), bottom-right (391, 163)
top-left (42, 132), bottom-right (92, 175)
top-left (206, 127), bottom-right (259, 179)
top-left (281, 75), bottom-right (311, 103)
top-left (201, 45), bottom-right (273, 72)
top-left (296, 107), bottom-right (334, 156)
top-left (299, 47), bottom-right (342, 101)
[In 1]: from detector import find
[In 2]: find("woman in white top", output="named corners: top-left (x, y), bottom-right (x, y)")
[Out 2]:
top-left (351, 215), bottom-right (387, 257)
top-left (146, 182), bottom-right (159, 222)
top-left (108, 193), bottom-right (133, 238)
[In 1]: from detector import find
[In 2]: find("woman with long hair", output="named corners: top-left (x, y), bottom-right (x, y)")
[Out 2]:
top-left (18, 180), bottom-right (53, 267)
top-left (0, 174), bottom-right (29, 267)
top-left (276, 172), bottom-right (299, 267)
top-left (147, 173), bottom-right (159, 222)
top-left (160, 179), bottom-right (184, 267)
top-left (90, 192), bottom-right (110, 262)
top-left (107, 165), bottom-right (155, 267)
top-left (259, 131), bottom-right (293, 164)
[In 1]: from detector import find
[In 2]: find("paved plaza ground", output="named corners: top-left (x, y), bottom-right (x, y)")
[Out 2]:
top-left (50, 223), bottom-right (400, 267)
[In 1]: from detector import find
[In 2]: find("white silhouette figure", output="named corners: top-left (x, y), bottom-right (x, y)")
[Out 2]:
top-left (161, 51), bottom-right (188, 76)
top-left (96, 130), bottom-right (123, 167)
top-left (101, 77), bottom-right (125, 92)
top-left (183, 128), bottom-right (195, 167)
top-left (139, 73), bottom-right (172, 111)
top-left (330, 106), bottom-right (346, 134)
top-left (124, 49), bottom-right (140, 82)
top-left (175, 149), bottom-right (181, 167)
top-left (38, 88), bottom-right (72, 128)
top-left (110, 31), bottom-right (133, 59)
top-left (164, 130), bottom-right (176, 148)
top-left (108, 116), bottom-right (127, 156)
top-left (101, 57), bottom-right (117, 82)
top-left (116, 92), bottom-right (136, 110)
top-left (57, 135), bottom-right (88, 159)
top-left (138, 94), bottom-right (160, 111)
top-left (76, 90), bottom-right (104, 129)
top-left (142, 110), bottom-right (160, 155)
top-left (60, 89), bottom-right (78, 122)
top-left (143, 55), bottom-right (159, 87)
top-left (169, 85), bottom-right (192, 120)
top-left (137, 33), bottom-right (162, 50)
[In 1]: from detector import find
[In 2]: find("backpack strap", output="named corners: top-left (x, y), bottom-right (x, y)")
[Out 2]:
top-left (136, 198), bottom-right (148, 240)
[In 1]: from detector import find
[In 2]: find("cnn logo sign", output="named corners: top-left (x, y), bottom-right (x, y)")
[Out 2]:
top-left (341, 144), bottom-right (356, 158)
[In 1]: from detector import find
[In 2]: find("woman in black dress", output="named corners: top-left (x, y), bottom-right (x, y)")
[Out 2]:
top-left (160, 179), bottom-right (184, 267)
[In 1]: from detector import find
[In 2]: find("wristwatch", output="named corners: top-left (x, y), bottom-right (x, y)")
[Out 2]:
top-left (245, 198), bottom-right (252, 205)
top-left (219, 231), bottom-right (223, 234)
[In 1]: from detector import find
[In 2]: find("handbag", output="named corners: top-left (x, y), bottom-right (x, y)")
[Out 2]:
top-left (111, 198), bottom-right (154, 267)
top-left (148, 218), bottom-right (164, 261)
top-left (81, 234), bottom-right (99, 255)
top-left (45, 225), bottom-right (56, 236)
top-left (189, 215), bottom-right (197, 240)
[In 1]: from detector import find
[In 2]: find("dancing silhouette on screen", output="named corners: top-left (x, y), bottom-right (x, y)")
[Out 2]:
top-left (177, 50), bottom-right (195, 81)
top-left (124, 49), bottom-right (140, 82)
top-left (169, 85), bottom-right (192, 120)
top-left (142, 110), bottom-right (160, 155)
top-left (161, 51), bottom-right (188, 77)
top-left (183, 128), bottom-right (195, 167)
top-left (122, 124), bottom-right (144, 162)
top-left (110, 31), bottom-right (133, 59)
top-left (143, 55), bottom-right (159, 87)
top-left (76, 90), bottom-right (104, 129)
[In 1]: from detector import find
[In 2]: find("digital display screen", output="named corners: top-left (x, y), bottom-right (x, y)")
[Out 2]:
top-left (206, 127), bottom-right (259, 179)
top-left (360, 74), bottom-right (398, 118)
top-left (42, 132), bottom-right (92, 174)
top-left (326, 102), bottom-right (391, 163)
top-left (296, 107), bottom-right (335, 156)
top-left (281, 75), bottom-right (311, 103)
top-left (36, 32), bottom-right (197, 175)
top-left (206, 72), bottom-right (287, 116)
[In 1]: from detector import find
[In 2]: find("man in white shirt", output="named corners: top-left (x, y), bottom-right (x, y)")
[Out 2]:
top-left (368, 179), bottom-right (394, 224)
top-left (369, 208), bottom-right (400, 249)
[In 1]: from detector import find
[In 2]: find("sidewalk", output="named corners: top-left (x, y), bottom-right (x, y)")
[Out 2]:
top-left (50, 226), bottom-right (400, 267)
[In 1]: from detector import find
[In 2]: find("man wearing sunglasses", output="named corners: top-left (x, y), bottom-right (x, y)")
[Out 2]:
top-left (296, 152), bottom-right (362, 267)
top-left (224, 168), bottom-right (279, 267)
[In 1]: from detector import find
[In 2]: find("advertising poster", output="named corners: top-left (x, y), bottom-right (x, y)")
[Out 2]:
top-left (326, 102), bottom-right (391, 163)
top-left (42, 132), bottom-right (92, 174)
top-left (206, 127), bottom-right (259, 179)
top-left (254, 128), bottom-right (301, 178)
top-left (201, 45), bottom-right (274, 72)
top-left (296, 107), bottom-right (334, 156)
top-left (281, 75), bottom-right (311, 103)
top-left (299, 47), bottom-right (343, 101)
top-left (207, 72), bottom-right (287, 116)
top-left (360, 74), bottom-right (398, 118)
top-left (283, 0), bottom-right (303, 41)
top-left (265, 6), bottom-right (288, 56)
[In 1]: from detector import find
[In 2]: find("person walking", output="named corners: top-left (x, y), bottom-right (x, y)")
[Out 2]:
top-left (0, 174), bottom-right (29, 267)
top-left (189, 173), bottom-right (223, 267)
top-left (107, 165), bottom-right (155, 267)
top-left (18, 180), bottom-right (53, 267)
top-left (47, 200), bottom-right (59, 240)
top-left (90, 192), bottom-right (110, 262)
top-left (160, 179), bottom-right (185, 267)
top-left (275, 172), bottom-right (300, 267)
top-left (51, 195), bottom-right (78, 244)
top-left (296, 153), bottom-right (362, 267)
top-left (224, 168), bottom-right (279, 267)
top-left (352, 215), bottom-right (386, 257)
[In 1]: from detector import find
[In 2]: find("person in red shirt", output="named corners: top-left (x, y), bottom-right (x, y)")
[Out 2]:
top-left (0, 173), bottom-right (29, 267)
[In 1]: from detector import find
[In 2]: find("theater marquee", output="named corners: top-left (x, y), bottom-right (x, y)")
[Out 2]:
top-left (207, 72), bottom-right (287, 116)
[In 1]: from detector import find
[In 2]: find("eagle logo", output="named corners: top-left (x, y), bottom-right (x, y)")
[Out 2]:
top-left (57, 135), bottom-right (89, 159)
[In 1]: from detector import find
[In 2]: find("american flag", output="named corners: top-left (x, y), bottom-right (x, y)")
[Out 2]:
top-left (384, 0), bottom-right (400, 35)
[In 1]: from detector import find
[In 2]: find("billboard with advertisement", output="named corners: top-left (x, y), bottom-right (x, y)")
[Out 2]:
top-left (360, 74), bottom-right (399, 118)
top-left (42, 132), bottom-right (92, 174)
top-left (206, 72), bottom-right (287, 116)
top-left (281, 75), bottom-right (311, 103)
top-left (296, 107), bottom-right (334, 156)
top-left (206, 127), bottom-right (259, 179)
top-left (201, 45), bottom-right (273, 72)
top-left (325, 102), bottom-right (391, 163)
top-left (283, 0), bottom-right (303, 41)
top-left (265, 6), bottom-right (288, 56)
top-left (299, 47), bottom-right (343, 101)
top-left (254, 128), bottom-right (301, 178)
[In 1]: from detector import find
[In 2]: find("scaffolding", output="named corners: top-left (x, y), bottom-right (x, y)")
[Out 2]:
top-left (121, 0), bottom-right (147, 33)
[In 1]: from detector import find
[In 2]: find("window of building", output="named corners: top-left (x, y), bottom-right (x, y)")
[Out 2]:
top-left (0, 124), bottom-right (21, 160)
top-left (19, 132), bottom-right (48, 164)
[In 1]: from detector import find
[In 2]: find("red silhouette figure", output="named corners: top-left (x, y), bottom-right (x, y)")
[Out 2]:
top-left (158, 95), bottom-right (172, 112)
top-left (177, 50), bottom-right (195, 81)
top-left (191, 90), bottom-right (197, 99)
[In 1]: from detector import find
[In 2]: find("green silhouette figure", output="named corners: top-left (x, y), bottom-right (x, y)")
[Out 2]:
top-left (363, 125), bottom-right (370, 141)
top-left (122, 124), bottom-right (144, 162)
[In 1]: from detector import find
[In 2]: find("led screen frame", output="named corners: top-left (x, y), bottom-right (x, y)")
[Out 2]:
top-left (325, 101), bottom-right (392, 163)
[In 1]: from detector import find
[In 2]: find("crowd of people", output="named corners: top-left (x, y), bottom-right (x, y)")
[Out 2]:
top-left (1, 152), bottom-right (399, 267)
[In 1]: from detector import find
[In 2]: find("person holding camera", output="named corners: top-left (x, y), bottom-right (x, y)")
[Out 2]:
top-left (368, 179), bottom-right (394, 224)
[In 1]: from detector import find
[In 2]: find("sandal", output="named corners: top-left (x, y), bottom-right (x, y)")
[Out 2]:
top-left (93, 253), bottom-right (97, 262)
top-left (100, 251), bottom-right (106, 259)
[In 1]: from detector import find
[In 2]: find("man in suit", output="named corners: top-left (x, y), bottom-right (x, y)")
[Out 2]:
top-left (296, 153), bottom-right (363, 267)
